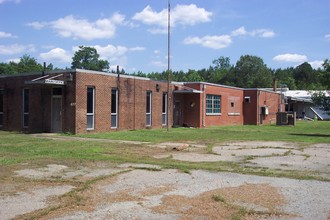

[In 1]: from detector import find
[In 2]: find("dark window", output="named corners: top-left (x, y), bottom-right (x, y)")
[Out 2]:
top-left (162, 93), bottom-right (167, 125)
top-left (0, 89), bottom-right (3, 127)
top-left (23, 89), bottom-right (29, 127)
top-left (146, 91), bottom-right (152, 126)
top-left (52, 87), bottom-right (62, 96)
top-left (111, 89), bottom-right (118, 128)
top-left (86, 87), bottom-right (94, 129)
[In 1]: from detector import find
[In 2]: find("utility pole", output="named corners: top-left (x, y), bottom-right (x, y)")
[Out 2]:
top-left (167, 0), bottom-right (171, 131)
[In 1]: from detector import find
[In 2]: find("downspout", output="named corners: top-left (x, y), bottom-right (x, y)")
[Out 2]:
top-left (202, 84), bottom-right (205, 127)
top-left (117, 65), bottom-right (120, 129)
top-left (257, 90), bottom-right (260, 125)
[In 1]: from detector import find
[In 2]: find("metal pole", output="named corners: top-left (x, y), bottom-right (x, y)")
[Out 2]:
top-left (166, 0), bottom-right (171, 131)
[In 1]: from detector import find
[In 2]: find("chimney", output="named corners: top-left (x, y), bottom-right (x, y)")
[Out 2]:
top-left (273, 78), bottom-right (277, 92)
top-left (42, 62), bottom-right (46, 76)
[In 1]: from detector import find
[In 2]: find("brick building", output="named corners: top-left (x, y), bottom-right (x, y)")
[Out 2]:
top-left (0, 69), bottom-right (281, 134)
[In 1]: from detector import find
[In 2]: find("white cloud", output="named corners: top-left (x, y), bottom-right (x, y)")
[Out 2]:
top-left (28, 13), bottom-right (126, 41)
top-left (183, 35), bottom-right (232, 49)
top-left (231, 26), bottom-right (275, 38)
top-left (0, 31), bottom-right (17, 38)
top-left (231, 26), bottom-right (247, 36)
top-left (273, 53), bottom-right (308, 63)
top-left (129, 46), bottom-right (146, 52)
top-left (39, 48), bottom-right (71, 62)
top-left (27, 21), bottom-right (47, 30)
top-left (6, 58), bottom-right (20, 63)
top-left (325, 34), bottom-right (330, 41)
top-left (309, 60), bottom-right (323, 69)
top-left (0, 44), bottom-right (35, 55)
top-left (133, 4), bottom-right (212, 34)
top-left (0, 0), bottom-right (20, 4)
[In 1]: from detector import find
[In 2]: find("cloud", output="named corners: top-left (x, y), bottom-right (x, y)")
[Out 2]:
top-left (0, 0), bottom-right (20, 4)
top-left (28, 13), bottom-right (126, 40)
top-left (183, 35), bottom-right (232, 49)
top-left (273, 53), bottom-right (308, 63)
top-left (0, 44), bottom-right (35, 55)
top-left (308, 60), bottom-right (323, 69)
top-left (231, 26), bottom-right (275, 38)
top-left (149, 60), bottom-right (167, 68)
top-left (325, 34), bottom-right (330, 41)
top-left (0, 31), bottom-right (17, 38)
top-left (39, 48), bottom-right (71, 62)
top-left (133, 4), bottom-right (212, 34)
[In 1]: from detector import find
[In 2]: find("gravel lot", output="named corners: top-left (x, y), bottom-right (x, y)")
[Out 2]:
top-left (0, 140), bottom-right (329, 219)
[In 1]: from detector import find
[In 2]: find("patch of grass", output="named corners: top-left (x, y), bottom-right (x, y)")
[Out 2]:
top-left (76, 121), bottom-right (330, 144)
top-left (212, 194), bottom-right (226, 203)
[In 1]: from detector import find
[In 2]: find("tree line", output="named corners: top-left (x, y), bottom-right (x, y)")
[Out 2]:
top-left (1, 46), bottom-right (329, 90)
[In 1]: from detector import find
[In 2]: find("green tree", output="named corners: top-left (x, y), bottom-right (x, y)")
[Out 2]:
top-left (293, 62), bottom-right (317, 89)
top-left (223, 55), bottom-right (273, 88)
top-left (311, 91), bottom-right (330, 114)
top-left (274, 67), bottom-right (297, 89)
top-left (71, 46), bottom-right (109, 71)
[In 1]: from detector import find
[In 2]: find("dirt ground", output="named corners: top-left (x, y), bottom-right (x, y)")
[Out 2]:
top-left (0, 139), bottom-right (330, 220)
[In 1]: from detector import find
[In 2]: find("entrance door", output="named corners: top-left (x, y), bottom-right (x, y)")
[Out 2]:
top-left (52, 97), bottom-right (62, 132)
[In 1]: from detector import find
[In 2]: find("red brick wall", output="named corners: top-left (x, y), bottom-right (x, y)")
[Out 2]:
top-left (183, 83), bottom-right (244, 127)
top-left (243, 90), bottom-right (280, 125)
top-left (75, 71), bottom-right (172, 134)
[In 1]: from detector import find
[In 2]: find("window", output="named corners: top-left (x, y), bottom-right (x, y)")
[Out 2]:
top-left (86, 87), bottom-right (95, 130)
top-left (146, 91), bottom-right (152, 126)
top-left (244, 96), bottom-right (251, 103)
top-left (162, 93), bottom-right (167, 125)
top-left (206, 94), bottom-right (221, 115)
top-left (111, 89), bottom-right (118, 128)
top-left (23, 88), bottom-right (29, 127)
top-left (0, 89), bottom-right (3, 127)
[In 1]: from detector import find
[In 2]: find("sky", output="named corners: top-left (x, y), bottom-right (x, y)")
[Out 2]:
top-left (0, 0), bottom-right (329, 73)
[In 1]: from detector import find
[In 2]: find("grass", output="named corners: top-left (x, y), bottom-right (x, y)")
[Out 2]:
top-left (77, 121), bottom-right (330, 144)
top-left (0, 121), bottom-right (329, 181)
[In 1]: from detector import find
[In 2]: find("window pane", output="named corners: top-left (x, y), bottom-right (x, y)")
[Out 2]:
top-left (87, 88), bottom-right (94, 113)
top-left (0, 114), bottom-right (3, 126)
top-left (23, 114), bottom-right (29, 127)
top-left (162, 113), bottom-right (166, 125)
top-left (87, 115), bottom-right (93, 129)
top-left (23, 89), bottom-right (29, 113)
top-left (146, 91), bottom-right (151, 113)
top-left (146, 114), bottom-right (151, 126)
top-left (0, 91), bottom-right (3, 113)
top-left (52, 88), bottom-right (62, 96)
top-left (111, 89), bottom-right (117, 114)
top-left (162, 93), bottom-right (166, 113)
top-left (111, 115), bottom-right (117, 128)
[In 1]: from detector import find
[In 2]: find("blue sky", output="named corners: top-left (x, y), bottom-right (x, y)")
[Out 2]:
top-left (0, 0), bottom-right (329, 73)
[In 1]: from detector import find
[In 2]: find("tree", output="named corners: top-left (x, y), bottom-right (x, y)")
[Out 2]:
top-left (293, 62), bottom-right (318, 89)
top-left (223, 55), bottom-right (273, 88)
top-left (71, 46), bottom-right (109, 71)
top-left (311, 91), bottom-right (330, 114)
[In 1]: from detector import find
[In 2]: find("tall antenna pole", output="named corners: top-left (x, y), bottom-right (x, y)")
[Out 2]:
top-left (166, 0), bottom-right (171, 131)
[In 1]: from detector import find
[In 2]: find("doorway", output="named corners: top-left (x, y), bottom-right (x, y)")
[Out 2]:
top-left (51, 88), bottom-right (62, 132)
top-left (173, 101), bottom-right (182, 127)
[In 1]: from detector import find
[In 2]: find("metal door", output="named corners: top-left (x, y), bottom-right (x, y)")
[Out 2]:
top-left (52, 97), bottom-right (62, 132)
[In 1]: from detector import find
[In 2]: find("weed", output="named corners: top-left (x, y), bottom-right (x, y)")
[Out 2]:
top-left (212, 194), bottom-right (226, 203)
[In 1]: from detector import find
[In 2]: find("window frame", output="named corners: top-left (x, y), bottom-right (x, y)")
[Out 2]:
top-left (111, 88), bottom-right (118, 129)
top-left (146, 91), bottom-right (152, 126)
top-left (206, 94), bottom-right (221, 115)
top-left (22, 88), bottom-right (29, 128)
top-left (86, 87), bottom-right (95, 130)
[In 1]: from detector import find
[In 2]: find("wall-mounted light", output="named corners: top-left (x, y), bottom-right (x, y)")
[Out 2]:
top-left (156, 84), bottom-right (161, 92)
top-left (190, 102), bottom-right (196, 108)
